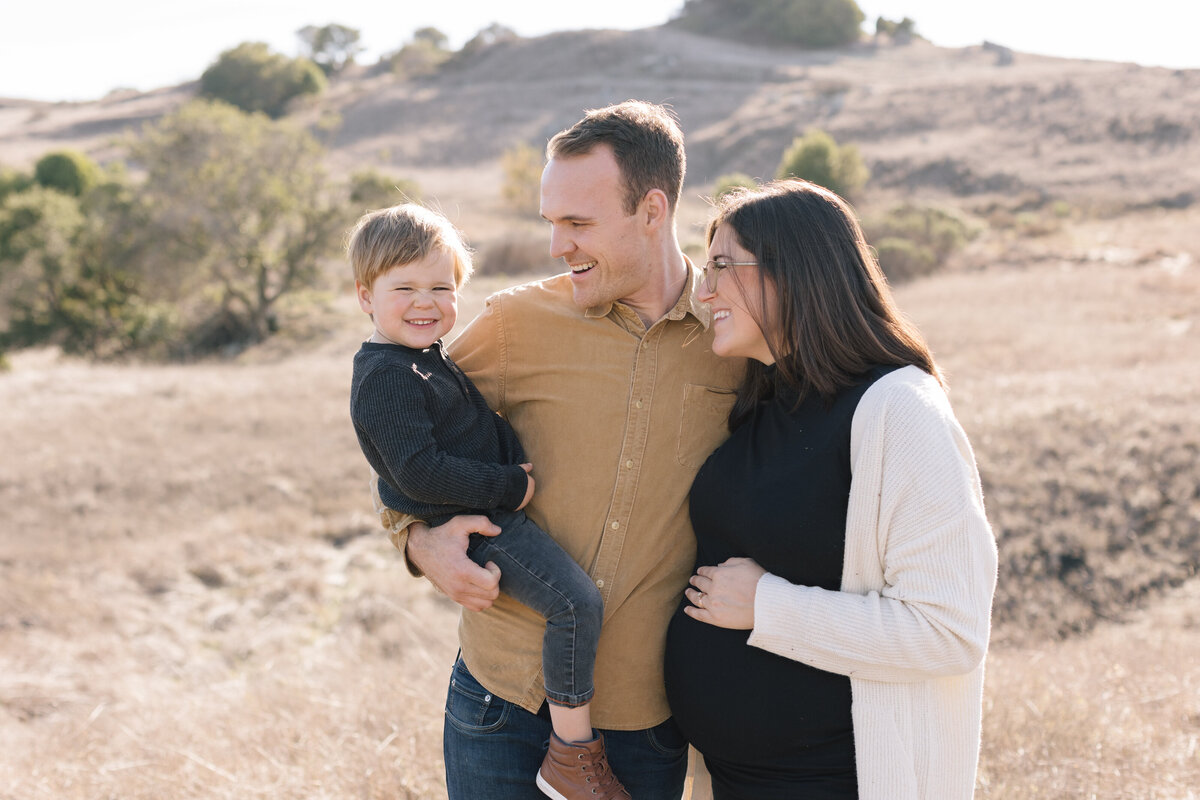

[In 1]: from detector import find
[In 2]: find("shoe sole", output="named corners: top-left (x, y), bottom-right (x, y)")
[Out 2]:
top-left (536, 770), bottom-right (570, 800)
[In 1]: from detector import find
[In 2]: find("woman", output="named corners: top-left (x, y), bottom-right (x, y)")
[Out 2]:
top-left (664, 180), bottom-right (997, 800)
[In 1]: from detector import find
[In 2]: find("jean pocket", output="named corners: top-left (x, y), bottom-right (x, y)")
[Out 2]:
top-left (645, 716), bottom-right (689, 757)
top-left (445, 659), bottom-right (510, 735)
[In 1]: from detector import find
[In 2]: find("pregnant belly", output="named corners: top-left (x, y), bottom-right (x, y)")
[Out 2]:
top-left (663, 605), bottom-right (854, 765)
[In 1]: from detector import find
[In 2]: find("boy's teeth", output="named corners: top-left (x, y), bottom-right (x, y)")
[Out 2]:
top-left (572, 262), bottom-right (596, 273)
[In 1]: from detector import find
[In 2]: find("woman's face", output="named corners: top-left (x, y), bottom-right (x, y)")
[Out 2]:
top-left (699, 223), bottom-right (777, 365)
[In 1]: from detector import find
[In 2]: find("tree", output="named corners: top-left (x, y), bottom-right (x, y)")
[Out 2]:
top-left (876, 15), bottom-right (918, 43)
top-left (34, 150), bottom-right (102, 197)
top-left (412, 26), bottom-right (449, 51)
top-left (129, 100), bottom-right (347, 348)
top-left (0, 181), bottom-right (168, 357)
top-left (387, 28), bottom-right (457, 78)
top-left (776, 128), bottom-right (869, 199)
top-left (461, 22), bottom-right (519, 55)
top-left (297, 23), bottom-right (364, 74)
top-left (199, 42), bottom-right (326, 118)
top-left (0, 186), bottom-right (86, 345)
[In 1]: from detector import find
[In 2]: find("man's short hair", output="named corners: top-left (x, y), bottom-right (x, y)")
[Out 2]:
top-left (346, 203), bottom-right (473, 289)
top-left (547, 100), bottom-right (686, 215)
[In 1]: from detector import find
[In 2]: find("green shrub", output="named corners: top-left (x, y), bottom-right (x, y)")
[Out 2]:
top-left (673, 0), bottom-right (864, 48)
top-left (349, 169), bottom-right (421, 211)
top-left (872, 237), bottom-right (936, 282)
top-left (0, 184), bottom-right (171, 357)
top-left (712, 172), bottom-right (757, 200)
top-left (199, 42), bottom-right (326, 118)
top-left (387, 39), bottom-right (451, 78)
top-left (776, 128), bottom-right (868, 199)
top-left (0, 165), bottom-right (32, 202)
top-left (33, 150), bottom-right (102, 197)
top-left (864, 204), bottom-right (975, 283)
top-left (501, 143), bottom-right (544, 217)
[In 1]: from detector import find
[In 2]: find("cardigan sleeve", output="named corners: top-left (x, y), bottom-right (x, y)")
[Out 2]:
top-left (747, 369), bottom-right (998, 682)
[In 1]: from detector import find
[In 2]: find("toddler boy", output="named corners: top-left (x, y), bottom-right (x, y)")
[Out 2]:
top-left (347, 204), bottom-right (629, 800)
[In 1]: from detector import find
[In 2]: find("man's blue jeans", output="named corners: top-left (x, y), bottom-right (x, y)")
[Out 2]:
top-left (443, 657), bottom-right (689, 799)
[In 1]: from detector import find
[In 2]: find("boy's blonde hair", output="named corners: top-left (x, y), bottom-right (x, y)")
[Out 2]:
top-left (347, 203), bottom-right (474, 289)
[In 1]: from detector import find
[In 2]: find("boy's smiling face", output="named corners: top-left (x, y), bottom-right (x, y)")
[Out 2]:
top-left (356, 249), bottom-right (458, 350)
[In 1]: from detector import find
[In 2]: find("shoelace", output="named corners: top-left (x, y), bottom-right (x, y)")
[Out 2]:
top-left (577, 751), bottom-right (626, 798)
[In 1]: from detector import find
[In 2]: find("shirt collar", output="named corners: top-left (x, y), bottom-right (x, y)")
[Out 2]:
top-left (583, 255), bottom-right (713, 329)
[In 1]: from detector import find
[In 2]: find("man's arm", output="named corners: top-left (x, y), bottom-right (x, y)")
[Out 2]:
top-left (374, 473), bottom-right (504, 610)
top-left (406, 517), bottom-right (502, 611)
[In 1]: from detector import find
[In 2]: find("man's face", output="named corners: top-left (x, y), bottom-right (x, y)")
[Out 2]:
top-left (540, 145), bottom-right (651, 311)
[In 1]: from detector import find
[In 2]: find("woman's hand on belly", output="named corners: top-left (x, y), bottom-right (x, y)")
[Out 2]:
top-left (683, 557), bottom-right (767, 630)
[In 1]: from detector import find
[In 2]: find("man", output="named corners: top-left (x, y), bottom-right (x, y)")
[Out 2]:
top-left (387, 101), bottom-right (741, 799)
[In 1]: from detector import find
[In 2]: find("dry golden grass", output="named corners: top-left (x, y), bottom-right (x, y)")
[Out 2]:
top-left (4, 28), bottom-right (1200, 798)
top-left (1, 222), bottom-right (1198, 797)
top-left (979, 580), bottom-right (1200, 799)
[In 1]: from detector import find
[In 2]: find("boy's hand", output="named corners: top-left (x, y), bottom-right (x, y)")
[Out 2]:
top-left (516, 463), bottom-right (535, 510)
top-left (407, 515), bottom-right (502, 611)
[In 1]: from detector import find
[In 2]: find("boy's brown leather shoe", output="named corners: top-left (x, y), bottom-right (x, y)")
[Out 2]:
top-left (536, 732), bottom-right (631, 800)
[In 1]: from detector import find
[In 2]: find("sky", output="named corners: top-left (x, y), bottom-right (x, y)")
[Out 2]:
top-left (1, 0), bottom-right (1197, 103)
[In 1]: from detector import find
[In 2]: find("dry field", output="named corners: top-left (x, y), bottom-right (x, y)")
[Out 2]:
top-left (2, 25), bottom-right (1199, 800)
top-left (2, 206), bottom-right (1198, 798)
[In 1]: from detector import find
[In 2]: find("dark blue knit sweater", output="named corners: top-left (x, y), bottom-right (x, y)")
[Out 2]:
top-left (350, 340), bottom-right (529, 523)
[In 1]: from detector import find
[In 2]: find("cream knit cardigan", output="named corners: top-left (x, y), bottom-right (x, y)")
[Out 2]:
top-left (747, 366), bottom-right (998, 800)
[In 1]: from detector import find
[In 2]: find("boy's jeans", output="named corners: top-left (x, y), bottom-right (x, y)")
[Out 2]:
top-left (463, 508), bottom-right (602, 707)
top-left (443, 656), bottom-right (689, 799)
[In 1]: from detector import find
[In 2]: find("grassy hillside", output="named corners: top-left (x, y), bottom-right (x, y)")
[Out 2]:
top-left (2, 250), bottom-right (1197, 796)
top-left (1, 25), bottom-right (1198, 799)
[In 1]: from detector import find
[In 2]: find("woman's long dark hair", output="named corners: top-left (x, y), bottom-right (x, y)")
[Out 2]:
top-left (709, 180), bottom-right (943, 429)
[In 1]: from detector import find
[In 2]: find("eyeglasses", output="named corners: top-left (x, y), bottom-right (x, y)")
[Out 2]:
top-left (702, 260), bottom-right (758, 293)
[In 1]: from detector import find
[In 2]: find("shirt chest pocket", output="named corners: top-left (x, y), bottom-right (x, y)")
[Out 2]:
top-left (676, 384), bottom-right (737, 469)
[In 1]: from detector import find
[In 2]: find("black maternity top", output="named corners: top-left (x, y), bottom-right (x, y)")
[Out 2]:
top-left (664, 367), bottom-right (896, 800)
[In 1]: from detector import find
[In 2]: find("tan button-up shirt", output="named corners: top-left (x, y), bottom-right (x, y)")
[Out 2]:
top-left (390, 267), bottom-right (742, 730)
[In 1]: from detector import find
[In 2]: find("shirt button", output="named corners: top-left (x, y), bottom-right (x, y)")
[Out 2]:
top-left (596, 579), bottom-right (605, 588)
top-left (625, 460), bottom-right (633, 469)
top-left (635, 400), bottom-right (643, 408)
top-left (611, 521), bottom-right (620, 530)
